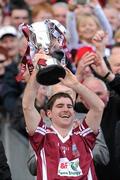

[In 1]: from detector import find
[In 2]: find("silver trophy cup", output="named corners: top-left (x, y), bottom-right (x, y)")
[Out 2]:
top-left (24, 19), bottom-right (67, 85)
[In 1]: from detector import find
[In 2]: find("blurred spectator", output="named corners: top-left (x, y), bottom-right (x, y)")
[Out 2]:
top-left (0, 0), bottom-right (11, 16)
top-left (103, 6), bottom-right (120, 34)
top-left (0, 25), bottom-right (25, 118)
top-left (74, 42), bottom-right (120, 179)
top-left (2, 71), bottom-right (47, 138)
top-left (81, 74), bottom-right (120, 180)
top-left (0, 25), bottom-right (20, 115)
top-left (0, 29), bottom-right (47, 137)
top-left (67, 0), bottom-right (112, 58)
top-left (107, 0), bottom-right (120, 11)
top-left (110, 42), bottom-right (120, 55)
top-left (74, 46), bottom-right (95, 82)
top-left (0, 3), bottom-right (11, 26)
top-left (24, 0), bottom-right (47, 9)
top-left (32, 2), bottom-right (54, 22)
top-left (52, 2), bottom-right (68, 27)
top-left (75, 30), bottom-right (120, 180)
top-left (109, 54), bottom-right (120, 74)
top-left (9, 2), bottom-right (31, 30)
top-left (77, 14), bottom-right (101, 44)
top-left (0, 25), bottom-right (21, 64)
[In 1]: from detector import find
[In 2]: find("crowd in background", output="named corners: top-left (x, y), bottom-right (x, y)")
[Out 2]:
top-left (0, 0), bottom-right (120, 179)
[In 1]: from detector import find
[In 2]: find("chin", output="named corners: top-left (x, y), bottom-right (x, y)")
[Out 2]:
top-left (61, 121), bottom-right (72, 128)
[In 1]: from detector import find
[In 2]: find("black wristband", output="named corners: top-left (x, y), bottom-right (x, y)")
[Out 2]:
top-left (103, 71), bottom-right (111, 79)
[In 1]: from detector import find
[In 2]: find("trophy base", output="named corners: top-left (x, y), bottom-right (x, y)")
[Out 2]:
top-left (36, 65), bottom-right (66, 85)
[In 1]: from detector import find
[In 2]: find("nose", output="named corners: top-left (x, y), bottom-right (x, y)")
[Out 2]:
top-left (85, 24), bottom-right (91, 29)
top-left (63, 105), bottom-right (69, 112)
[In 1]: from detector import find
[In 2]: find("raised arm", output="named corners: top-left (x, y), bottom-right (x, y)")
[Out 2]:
top-left (22, 52), bottom-right (47, 135)
top-left (59, 68), bottom-right (105, 133)
top-left (89, 0), bottom-right (113, 45)
top-left (22, 69), bottom-right (40, 136)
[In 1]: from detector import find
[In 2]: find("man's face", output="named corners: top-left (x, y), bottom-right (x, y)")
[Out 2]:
top-left (104, 8), bottom-right (119, 31)
top-left (110, 0), bottom-right (120, 11)
top-left (83, 79), bottom-right (109, 106)
top-left (78, 17), bottom-right (98, 41)
top-left (11, 9), bottom-right (29, 29)
top-left (0, 36), bottom-right (19, 58)
top-left (53, 6), bottom-right (68, 27)
top-left (111, 47), bottom-right (120, 55)
top-left (47, 97), bottom-right (75, 129)
top-left (109, 54), bottom-right (120, 74)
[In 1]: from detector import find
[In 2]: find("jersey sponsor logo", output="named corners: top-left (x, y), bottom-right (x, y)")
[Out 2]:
top-left (58, 157), bottom-right (83, 177)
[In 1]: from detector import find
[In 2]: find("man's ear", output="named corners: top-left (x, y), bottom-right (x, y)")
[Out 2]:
top-left (46, 110), bottom-right (52, 118)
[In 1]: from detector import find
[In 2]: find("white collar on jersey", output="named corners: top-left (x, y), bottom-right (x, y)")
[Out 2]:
top-left (51, 125), bottom-right (73, 143)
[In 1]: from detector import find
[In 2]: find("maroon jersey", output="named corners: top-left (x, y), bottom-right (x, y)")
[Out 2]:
top-left (29, 119), bottom-right (98, 180)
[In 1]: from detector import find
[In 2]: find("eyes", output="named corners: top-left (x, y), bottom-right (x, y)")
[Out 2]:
top-left (56, 104), bottom-right (73, 109)
top-left (96, 92), bottom-right (103, 97)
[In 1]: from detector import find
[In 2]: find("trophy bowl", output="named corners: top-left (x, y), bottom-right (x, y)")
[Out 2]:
top-left (36, 50), bottom-right (66, 85)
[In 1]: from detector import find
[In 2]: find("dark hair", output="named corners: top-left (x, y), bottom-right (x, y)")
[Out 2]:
top-left (47, 92), bottom-right (74, 110)
top-left (10, 1), bottom-right (32, 23)
top-left (10, 1), bottom-right (30, 11)
top-left (111, 42), bottom-right (120, 50)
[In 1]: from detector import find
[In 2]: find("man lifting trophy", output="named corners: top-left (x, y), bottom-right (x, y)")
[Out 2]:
top-left (17, 19), bottom-right (69, 85)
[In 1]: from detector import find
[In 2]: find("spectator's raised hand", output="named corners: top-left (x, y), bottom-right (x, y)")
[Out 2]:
top-left (90, 53), bottom-right (110, 77)
top-left (75, 52), bottom-right (96, 81)
top-left (90, 52), bottom-right (115, 81)
top-left (92, 30), bottom-right (108, 55)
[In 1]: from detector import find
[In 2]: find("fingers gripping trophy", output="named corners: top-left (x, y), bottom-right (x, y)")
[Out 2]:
top-left (17, 19), bottom-right (68, 85)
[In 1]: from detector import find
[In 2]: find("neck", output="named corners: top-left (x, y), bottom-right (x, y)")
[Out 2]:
top-left (82, 39), bottom-right (92, 44)
top-left (52, 123), bottom-right (73, 138)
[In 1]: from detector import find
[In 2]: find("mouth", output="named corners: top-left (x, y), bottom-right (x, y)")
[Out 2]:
top-left (83, 30), bottom-right (94, 35)
top-left (60, 113), bottom-right (71, 119)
